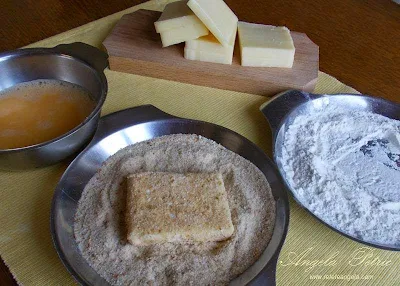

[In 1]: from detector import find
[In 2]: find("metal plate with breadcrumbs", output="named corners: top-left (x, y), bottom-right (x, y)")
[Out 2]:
top-left (51, 105), bottom-right (290, 286)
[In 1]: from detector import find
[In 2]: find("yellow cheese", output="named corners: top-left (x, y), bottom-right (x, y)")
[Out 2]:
top-left (187, 0), bottom-right (238, 47)
top-left (184, 34), bottom-right (234, 64)
top-left (240, 54), bottom-right (295, 68)
top-left (126, 172), bottom-right (234, 246)
top-left (160, 22), bottom-right (208, 47)
top-left (184, 48), bottom-right (233, 64)
top-left (154, 0), bottom-right (209, 47)
top-left (238, 21), bottom-right (295, 68)
top-left (186, 34), bottom-right (234, 54)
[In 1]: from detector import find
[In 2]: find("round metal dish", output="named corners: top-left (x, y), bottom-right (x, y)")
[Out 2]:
top-left (0, 42), bottom-right (108, 170)
top-left (51, 105), bottom-right (290, 286)
top-left (260, 89), bottom-right (400, 251)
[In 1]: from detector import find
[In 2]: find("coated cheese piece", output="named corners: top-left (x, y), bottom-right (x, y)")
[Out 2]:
top-left (184, 34), bottom-right (234, 64)
top-left (238, 21), bottom-right (295, 67)
top-left (187, 0), bottom-right (238, 47)
top-left (154, 0), bottom-right (209, 47)
top-left (126, 172), bottom-right (234, 245)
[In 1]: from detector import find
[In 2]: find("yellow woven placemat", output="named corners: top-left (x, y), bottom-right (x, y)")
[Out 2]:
top-left (1, 1), bottom-right (398, 285)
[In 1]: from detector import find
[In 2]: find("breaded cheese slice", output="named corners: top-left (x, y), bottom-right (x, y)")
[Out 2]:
top-left (126, 172), bottom-right (234, 245)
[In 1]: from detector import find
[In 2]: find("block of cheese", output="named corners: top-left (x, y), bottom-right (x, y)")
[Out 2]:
top-left (184, 49), bottom-right (233, 64)
top-left (159, 23), bottom-right (208, 47)
top-left (238, 21), bottom-right (296, 68)
top-left (154, 0), bottom-right (202, 33)
top-left (187, 0), bottom-right (238, 47)
top-left (126, 172), bottom-right (234, 245)
top-left (184, 34), bottom-right (234, 64)
top-left (154, 0), bottom-right (209, 47)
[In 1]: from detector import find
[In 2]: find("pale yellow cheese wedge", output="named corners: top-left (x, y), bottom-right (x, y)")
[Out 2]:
top-left (126, 172), bottom-right (234, 246)
top-left (184, 34), bottom-right (234, 64)
top-left (154, 0), bottom-right (209, 47)
top-left (238, 21), bottom-right (295, 68)
top-left (187, 0), bottom-right (238, 47)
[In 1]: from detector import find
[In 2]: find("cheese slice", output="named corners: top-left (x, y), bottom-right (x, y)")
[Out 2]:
top-left (184, 34), bottom-right (234, 64)
top-left (184, 48), bottom-right (233, 64)
top-left (160, 22), bottom-right (208, 47)
top-left (238, 21), bottom-right (295, 67)
top-left (241, 54), bottom-right (295, 68)
top-left (126, 172), bottom-right (234, 246)
top-left (184, 34), bottom-right (233, 64)
top-left (154, 0), bottom-right (209, 47)
top-left (186, 34), bottom-right (234, 54)
top-left (187, 0), bottom-right (238, 47)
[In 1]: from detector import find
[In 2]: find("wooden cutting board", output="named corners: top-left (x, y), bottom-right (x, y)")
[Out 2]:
top-left (103, 10), bottom-right (319, 96)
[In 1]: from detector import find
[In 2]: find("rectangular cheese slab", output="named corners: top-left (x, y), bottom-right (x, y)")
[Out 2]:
top-left (241, 54), bottom-right (295, 68)
top-left (160, 22), bottom-right (208, 47)
top-left (186, 34), bottom-right (234, 54)
top-left (238, 21), bottom-right (295, 67)
top-left (155, 0), bottom-right (208, 46)
top-left (154, 0), bottom-right (206, 33)
top-left (187, 0), bottom-right (237, 47)
top-left (185, 34), bottom-right (234, 64)
top-left (125, 172), bottom-right (234, 245)
top-left (184, 48), bottom-right (232, 64)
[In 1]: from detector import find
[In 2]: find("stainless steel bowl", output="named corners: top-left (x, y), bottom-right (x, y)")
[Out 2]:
top-left (0, 42), bottom-right (108, 170)
top-left (260, 89), bottom-right (400, 250)
top-left (51, 105), bottom-right (290, 286)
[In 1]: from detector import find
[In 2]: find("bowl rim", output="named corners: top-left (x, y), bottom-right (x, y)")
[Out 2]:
top-left (0, 48), bottom-right (108, 153)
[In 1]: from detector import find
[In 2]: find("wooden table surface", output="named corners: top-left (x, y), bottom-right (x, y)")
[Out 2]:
top-left (0, 0), bottom-right (399, 284)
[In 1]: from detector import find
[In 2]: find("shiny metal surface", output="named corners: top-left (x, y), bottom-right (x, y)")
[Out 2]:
top-left (51, 105), bottom-right (290, 286)
top-left (260, 89), bottom-right (400, 251)
top-left (0, 42), bottom-right (108, 170)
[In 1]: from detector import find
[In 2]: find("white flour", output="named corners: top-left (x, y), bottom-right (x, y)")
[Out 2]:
top-left (280, 105), bottom-right (400, 246)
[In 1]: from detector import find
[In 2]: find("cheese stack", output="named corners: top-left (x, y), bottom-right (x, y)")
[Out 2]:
top-left (154, 0), bottom-right (296, 67)
top-left (154, 0), bottom-right (209, 47)
top-left (184, 0), bottom-right (237, 64)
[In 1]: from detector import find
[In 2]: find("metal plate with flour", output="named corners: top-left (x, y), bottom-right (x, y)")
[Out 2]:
top-left (51, 105), bottom-right (290, 286)
top-left (260, 90), bottom-right (400, 251)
